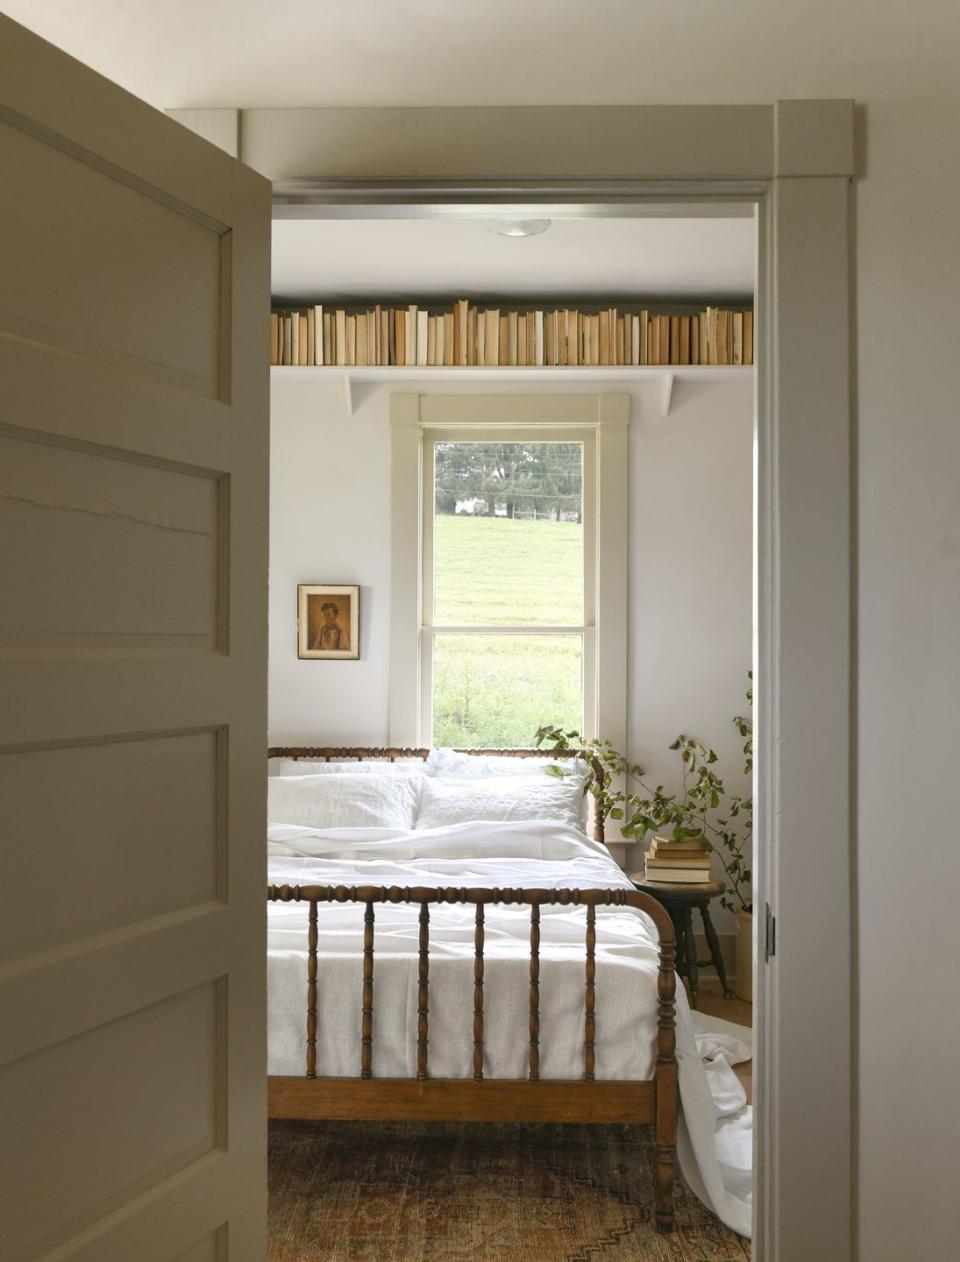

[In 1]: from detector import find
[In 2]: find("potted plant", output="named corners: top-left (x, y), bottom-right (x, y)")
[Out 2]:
top-left (536, 675), bottom-right (754, 999)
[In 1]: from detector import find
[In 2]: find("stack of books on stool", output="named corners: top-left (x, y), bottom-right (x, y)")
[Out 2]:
top-left (642, 834), bottom-right (712, 884)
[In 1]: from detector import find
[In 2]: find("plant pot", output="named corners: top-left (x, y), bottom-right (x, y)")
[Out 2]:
top-left (734, 908), bottom-right (753, 1003)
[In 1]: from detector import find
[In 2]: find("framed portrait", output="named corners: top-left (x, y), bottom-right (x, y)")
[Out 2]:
top-left (297, 584), bottom-right (360, 660)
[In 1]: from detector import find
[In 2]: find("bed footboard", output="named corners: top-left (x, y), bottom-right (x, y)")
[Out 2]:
top-left (266, 883), bottom-right (678, 1233)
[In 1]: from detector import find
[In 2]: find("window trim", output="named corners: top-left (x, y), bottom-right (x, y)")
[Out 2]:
top-left (389, 392), bottom-right (629, 751)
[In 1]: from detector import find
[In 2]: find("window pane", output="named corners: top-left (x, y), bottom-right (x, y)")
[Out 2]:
top-left (433, 442), bottom-right (583, 625)
top-left (432, 633), bottom-right (582, 748)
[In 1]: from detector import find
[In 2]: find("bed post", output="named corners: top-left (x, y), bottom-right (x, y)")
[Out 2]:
top-left (589, 755), bottom-right (607, 844)
top-left (653, 909), bottom-right (678, 1233)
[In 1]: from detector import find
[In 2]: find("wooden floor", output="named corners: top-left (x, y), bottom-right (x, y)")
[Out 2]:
top-left (694, 980), bottom-right (753, 1103)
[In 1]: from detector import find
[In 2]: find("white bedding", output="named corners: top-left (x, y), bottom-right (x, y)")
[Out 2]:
top-left (414, 772), bottom-right (585, 832)
top-left (267, 772), bottom-right (424, 830)
top-left (266, 817), bottom-right (752, 1237)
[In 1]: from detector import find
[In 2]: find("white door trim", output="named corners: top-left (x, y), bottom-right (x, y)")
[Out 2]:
top-left (184, 97), bottom-right (855, 1260)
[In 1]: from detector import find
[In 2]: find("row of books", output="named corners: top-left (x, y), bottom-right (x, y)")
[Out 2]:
top-left (270, 303), bottom-right (753, 369)
top-left (640, 834), bottom-right (713, 884)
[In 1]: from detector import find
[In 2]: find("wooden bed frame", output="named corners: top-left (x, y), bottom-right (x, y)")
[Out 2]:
top-left (267, 746), bottom-right (679, 1233)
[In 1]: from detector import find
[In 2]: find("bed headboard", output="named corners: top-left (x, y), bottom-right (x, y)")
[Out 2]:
top-left (267, 745), bottom-right (608, 845)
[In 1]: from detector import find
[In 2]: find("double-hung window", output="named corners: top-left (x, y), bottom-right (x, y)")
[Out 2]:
top-left (424, 433), bottom-right (592, 748)
top-left (389, 394), bottom-right (628, 752)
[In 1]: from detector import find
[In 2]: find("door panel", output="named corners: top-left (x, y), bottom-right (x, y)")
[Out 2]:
top-left (2, 729), bottom-right (222, 958)
top-left (0, 15), bottom-right (270, 1262)
top-left (1, 118), bottom-right (227, 394)
top-left (0, 431), bottom-right (223, 651)
top-left (2, 981), bottom-right (223, 1260)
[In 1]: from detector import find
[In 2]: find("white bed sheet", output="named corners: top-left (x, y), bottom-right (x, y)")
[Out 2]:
top-left (267, 818), bottom-right (752, 1237)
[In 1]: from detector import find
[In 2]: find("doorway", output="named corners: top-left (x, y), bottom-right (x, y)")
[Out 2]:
top-left (262, 118), bottom-right (853, 1260)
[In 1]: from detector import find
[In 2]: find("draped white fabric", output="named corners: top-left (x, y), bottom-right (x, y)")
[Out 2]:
top-left (267, 818), bottom-right (752, 1236)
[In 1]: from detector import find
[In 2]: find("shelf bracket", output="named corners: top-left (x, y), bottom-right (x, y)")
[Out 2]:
top-left (343, 370), bottom-right (355, 416)
top-left (661, 372), bottom-right (675, 416)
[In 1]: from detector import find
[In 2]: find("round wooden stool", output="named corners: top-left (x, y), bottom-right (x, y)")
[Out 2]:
top-left (629, 876), bottom-right (732, 1008)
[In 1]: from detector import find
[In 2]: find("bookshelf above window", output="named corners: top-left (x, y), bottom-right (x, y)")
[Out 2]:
top-left (270, 301), bottom-right (754, 372)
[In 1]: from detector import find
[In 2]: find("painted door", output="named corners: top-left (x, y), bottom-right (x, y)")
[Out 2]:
top-left (0, 16), bottom-right (270, 1262)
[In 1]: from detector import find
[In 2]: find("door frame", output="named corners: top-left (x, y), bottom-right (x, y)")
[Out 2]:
top-left (187, 98), bottom-right (855, 1260)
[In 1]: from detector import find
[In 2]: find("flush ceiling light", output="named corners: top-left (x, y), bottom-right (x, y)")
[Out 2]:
top-left (483, 218), bottom-right (551, 238)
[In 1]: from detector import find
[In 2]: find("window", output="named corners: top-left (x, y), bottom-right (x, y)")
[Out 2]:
top-left (389, 394), bottom-right (628, 753)
top-left (426, 440), bottom-right (588, 747)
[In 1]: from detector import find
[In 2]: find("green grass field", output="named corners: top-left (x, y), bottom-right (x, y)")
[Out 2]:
top-left (432, 515), bottom-right (583, 747)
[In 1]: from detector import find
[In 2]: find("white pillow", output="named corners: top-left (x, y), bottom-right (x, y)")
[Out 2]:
top-left (414, 773), bottom-right (584, 832)
top-left (278, 758), bottom-right (425, 777)
top-left (425, 748), bottom-right (587, 780)
top-left (267, 772), bottom-right (424, 830)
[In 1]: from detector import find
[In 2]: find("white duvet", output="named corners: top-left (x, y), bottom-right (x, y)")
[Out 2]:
top-left (267, 818), bottom-right (752, 1237)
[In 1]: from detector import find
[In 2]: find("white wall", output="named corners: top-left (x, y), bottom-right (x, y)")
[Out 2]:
top-left (628, 379), bottom-right (754, 905)
top-left (270, 374), bottom-right (753, 894)
top-left (269, 376), bottom-right (392, 745)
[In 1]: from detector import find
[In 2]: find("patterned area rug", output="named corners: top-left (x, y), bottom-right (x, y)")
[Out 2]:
top-left (269, 1120), bottom-right (750, 1262)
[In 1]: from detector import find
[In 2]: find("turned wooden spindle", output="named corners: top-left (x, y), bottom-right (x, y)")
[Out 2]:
top-left (529, 902), bottom-right (540, 1081)
top-left (655, 922), bottom-right (678, 1234)
top-left (473, 902), bottom-right (485, 1080)
top-left (361, 901), bottom-right (375, 1079)
top-left (584, 901), bottom-right (596, 1082)
top-left (417, 902), bottom-right (430, 1080)
top-left (306, 899), bottom-right (319, 1078)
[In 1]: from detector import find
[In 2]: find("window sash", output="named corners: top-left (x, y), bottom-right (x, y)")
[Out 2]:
top-left (422, 427), bottom-right (597, 631)
top-left (421, 429), bottom-right (596, 747)
top-left (422, 628), bottom-right (592, 751)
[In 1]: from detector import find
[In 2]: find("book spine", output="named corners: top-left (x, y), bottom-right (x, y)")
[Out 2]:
top-left (333, 310), bottom-right (345, 366)
top-left (313, 305), bottom-right (323, 365)
top-left (457, 299), bottom-right (468, 365)
top-left (290, 311), bottom-right (299, 365)
top-left (486, 309), bottom-right (499, 365)
top-left (345, 314), bottom-right (355, 366)
top-left (468, 306), bottom-right (479, 366)
top-left (404, 305), bottom-right (416, 366)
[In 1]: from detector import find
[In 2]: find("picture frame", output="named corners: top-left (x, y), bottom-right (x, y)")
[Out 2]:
top-left (297, 584), bottom-right (360, 660)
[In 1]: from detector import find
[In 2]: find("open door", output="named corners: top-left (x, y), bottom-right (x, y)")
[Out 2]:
top-left (0, 16), bottom-right (270, 1262)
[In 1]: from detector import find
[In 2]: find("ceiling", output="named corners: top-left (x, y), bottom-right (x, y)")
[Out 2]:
top-left (0, 1), bottom-right (757, 301)
top-left (2, 1), bottom-right (949, 112)
top-left (272, 216), bottom-right (755, 303)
